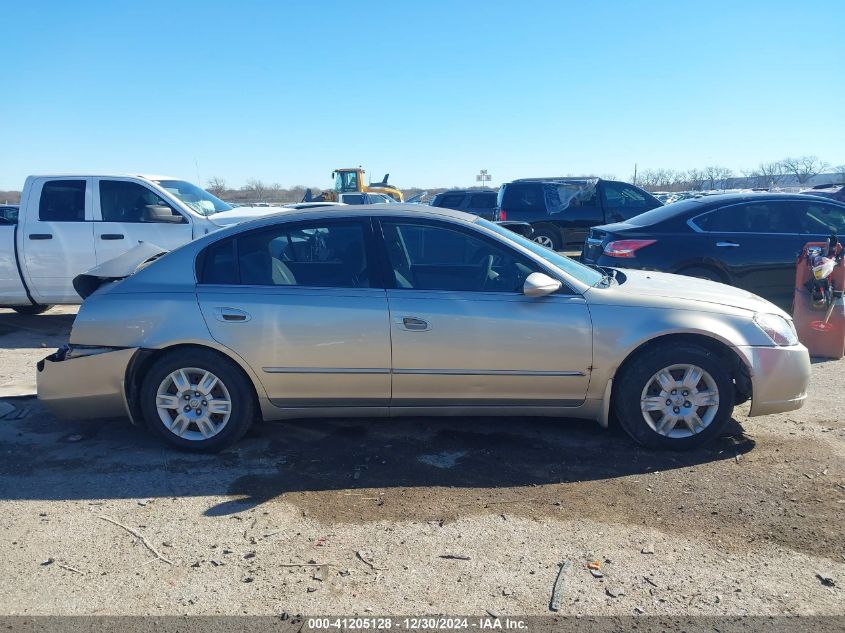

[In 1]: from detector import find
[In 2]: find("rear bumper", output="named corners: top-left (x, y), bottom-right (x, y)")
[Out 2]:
top-left (736, 344), bottom-right (811, 416)
top-left (37, 347), bottom-right (137, 420)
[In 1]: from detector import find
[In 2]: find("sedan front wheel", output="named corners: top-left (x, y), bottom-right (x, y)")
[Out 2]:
top-left (614, 344), bottom-right (734, 450)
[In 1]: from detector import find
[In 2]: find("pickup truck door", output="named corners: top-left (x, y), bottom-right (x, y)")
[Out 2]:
top-left (20, 177), bottom-right (96, 303)
top-left (92, 178), bottom-right (193, 264)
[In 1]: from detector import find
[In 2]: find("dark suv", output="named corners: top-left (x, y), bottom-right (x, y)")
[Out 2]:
top-left (430, 189), bottom-right (498, 220)
top-left (493, 178), bottom-right (661, 250)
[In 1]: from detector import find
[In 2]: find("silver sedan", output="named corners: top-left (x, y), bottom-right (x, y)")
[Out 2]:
top-left (37, 205), bottom-right (811, 451)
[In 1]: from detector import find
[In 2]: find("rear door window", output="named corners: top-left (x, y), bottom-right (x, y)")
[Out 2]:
top-left (200, 220), bottom-right (372, 288)
top-left (436, 194), bottom-right (467, 209)
top-left (694, 201), bottom-right (801, 234)
top-left (499, 183), bottom-right (545, 212)
top-left (341, 193), bottom-right (366, 205)
top-left (39, 180), bottom-right (86, 222)
top-left (469, 194), bottom-right (496, 209)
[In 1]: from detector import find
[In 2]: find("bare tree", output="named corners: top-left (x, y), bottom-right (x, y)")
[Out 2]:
top-left (206, 177), bottom-right (228, 197)
top-left (749, 161), bottom-right (787, 188)
top-left (833, 165), bottom-right (845, 183)
top-left (685, 168), bottom-right (706, 191)
top-left (702, 166), bottom-right (733, 191)
top-left (780, 155), bottom-right (830, 184)
top-left (242, 178), bottom-right (268, 201)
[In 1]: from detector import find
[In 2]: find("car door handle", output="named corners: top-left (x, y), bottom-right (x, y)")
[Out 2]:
top-left (395, 316), bottom-right (430, 331)
top-left (215, 307), bottom-right (251, 322)
top-left (100, 233), bottom-right (125, 240)
top-left (716, 241), bottom-right (740, 247)
top-left (29, 233), bottom-right (52, 240)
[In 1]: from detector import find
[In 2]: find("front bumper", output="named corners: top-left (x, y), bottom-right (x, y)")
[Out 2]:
top-left (37, 347), bottom-right (137, 420)
top-left (736, 344), bottom-right (811, 416)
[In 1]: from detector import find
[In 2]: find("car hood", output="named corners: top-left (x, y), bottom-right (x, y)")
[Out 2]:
top-left (208, 206), bottom-right (288, 227)
top-left (612, 268), bottom-right (789, 317)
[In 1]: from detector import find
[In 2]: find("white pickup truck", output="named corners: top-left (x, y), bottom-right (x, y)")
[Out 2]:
top-left (1, 174), bottom-right (279, 313)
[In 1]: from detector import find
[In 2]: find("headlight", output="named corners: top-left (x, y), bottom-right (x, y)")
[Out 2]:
top-left (753, 313), bottom-right (799, 346)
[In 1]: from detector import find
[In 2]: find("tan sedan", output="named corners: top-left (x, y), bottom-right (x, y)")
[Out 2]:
top-left (37, 206), bottom-right (811, 451)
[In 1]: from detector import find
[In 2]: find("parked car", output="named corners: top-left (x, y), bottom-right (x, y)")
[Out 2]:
top-left (0, 204), bottom-right (19, 225)
top-left (493, 178), bottom-right (662, 250)
top-left (581, 192), bottom-right (845, 308)
top-left (800, 183), bottom-right (845, 203)
top-left (337, 192), bottom-right (396, 204)
top-left (38, 205), bottom-right (809, 453)
top-left (430, 189), bottom-right (498, 220)
top-left (0, 175), bottom-right (282, 313)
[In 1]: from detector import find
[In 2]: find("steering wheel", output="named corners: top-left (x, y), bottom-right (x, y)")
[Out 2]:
top-left (477, 254), bottom-right (494, 290)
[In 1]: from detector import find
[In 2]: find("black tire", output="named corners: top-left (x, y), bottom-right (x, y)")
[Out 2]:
top-left (677, 266), bottom-right (724, 283)
top-left (531, 225), bottom-right (562, 251)
top-left (139, 349), bottom-right (255, 452)
top-left (613, 344), bottom-right (734, 450)
top-left (12, 304), bottom-right (53, 315)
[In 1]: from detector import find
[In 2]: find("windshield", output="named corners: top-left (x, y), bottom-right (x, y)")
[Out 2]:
top-left (152, 179), bottom-right (233, 216)
top-left (478, 219), bottom-right (605, 287)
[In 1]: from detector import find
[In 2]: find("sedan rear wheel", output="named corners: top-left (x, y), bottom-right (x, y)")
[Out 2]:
top-left (140, 349), bottom-right (255, 452)
top-left (614, 344), bottom-right (734, 450)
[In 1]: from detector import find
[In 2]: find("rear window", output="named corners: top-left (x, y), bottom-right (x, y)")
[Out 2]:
top-left (469, 193), bottom-right (496, 209)
top-left (498, 183), bottom-right (545, 212)
top-left (39, 180), bottom-right (86, 222)
top-left (435, 194), bottom-right (467, 209)
top-left (622, 197), bottom-right (707, 226)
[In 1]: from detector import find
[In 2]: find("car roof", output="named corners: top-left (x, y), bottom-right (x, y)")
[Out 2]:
top-left (509, 177), bottom-right (601, 184)
top-left (435, 189), bottom-right (497, 195)
top-left (688, 192), bottom-right (844, 205)
top-left (216, 204), bottom-right (478, 234)
top-left (28, 173), bottom-right (181, 180)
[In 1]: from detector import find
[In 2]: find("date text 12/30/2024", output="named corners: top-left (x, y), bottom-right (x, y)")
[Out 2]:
top-left (305, 617), bottom-right (529, 631)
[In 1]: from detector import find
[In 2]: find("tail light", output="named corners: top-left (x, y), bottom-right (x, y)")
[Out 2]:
top-left (603, 239), bottom-right (656, 258)
top-left (496, 209), bottom-right (507, 221)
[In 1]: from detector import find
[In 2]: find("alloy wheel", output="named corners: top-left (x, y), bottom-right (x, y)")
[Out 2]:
top-left (639, 363), bottom-right (720, 438)
top-left (155, 367), bottom-right (232, 441)
top-left (533, 235), bottom-right (555, 249)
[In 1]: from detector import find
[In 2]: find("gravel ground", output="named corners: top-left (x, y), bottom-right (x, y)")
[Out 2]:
top-left (0, 307), bottom-right (842, 616)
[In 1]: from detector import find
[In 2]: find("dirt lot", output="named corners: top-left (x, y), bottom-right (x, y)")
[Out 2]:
top-left (0, 307), bottom-right (843, 617)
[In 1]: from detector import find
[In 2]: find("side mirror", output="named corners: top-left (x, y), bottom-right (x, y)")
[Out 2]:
top-left (523, 272), bottom-right (562, 297)
top-left (143, 205), bottom-right (185, 224)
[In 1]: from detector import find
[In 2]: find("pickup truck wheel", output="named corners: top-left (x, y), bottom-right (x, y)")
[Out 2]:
top-left (531, 226), bottom-right (561, 251)
top-left (12, 304), bottom-right (53, 315)
top-left (613, 345), bottom-right (734, 450)
top-left (140, 349), bottom-right (255, 452)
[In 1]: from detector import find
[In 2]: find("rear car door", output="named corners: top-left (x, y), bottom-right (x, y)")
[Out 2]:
top-left (93, 178), bottom-right (193, 264)
top-left (468, 193), bottom-right (497, 220)
top-left (378, 218), bottom-right (592, 407)
top-left (691, 200), bottom-right (803, 306)
top-left (20, 178), bottom-right (96, 303)
top-left (196, 218), bottom-right (391, 409)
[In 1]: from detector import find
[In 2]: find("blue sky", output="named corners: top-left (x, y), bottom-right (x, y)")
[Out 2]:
top-left (1, 0), bottom-right (843, 191)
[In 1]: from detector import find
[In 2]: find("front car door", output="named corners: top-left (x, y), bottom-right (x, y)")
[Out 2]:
top-left (377, 217), bottom-right (592, 409)
top-left (93, 178), bottom-right (193, 264)
top-left (601, 181), bottom-right (659, 224)
top-left (196, 217), bottom-right (391, 410)
top-left (21, 177), bottom-right (96, 303)
top-left (690, 200), bottom-right (803, 307)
